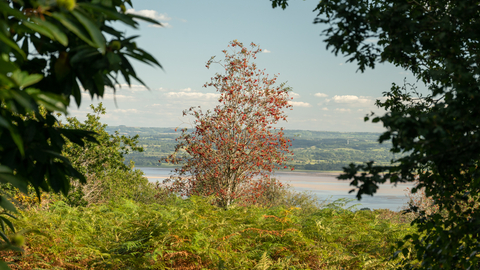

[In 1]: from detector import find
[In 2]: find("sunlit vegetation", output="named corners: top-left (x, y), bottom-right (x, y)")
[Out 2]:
top-left (0, 104), bottom-right (426, 269)
top-left (3, 193), bottom-right (418, 269)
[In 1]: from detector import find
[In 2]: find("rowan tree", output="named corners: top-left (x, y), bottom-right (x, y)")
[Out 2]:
top-left (162, 40), bottom-right (294, 208)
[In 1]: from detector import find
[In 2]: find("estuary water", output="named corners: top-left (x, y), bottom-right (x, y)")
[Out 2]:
top-left (139, 167), bottom-right (414, 211)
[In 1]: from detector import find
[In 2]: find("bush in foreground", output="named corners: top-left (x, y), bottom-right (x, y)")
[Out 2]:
top-left (2, 196), bottom-right (417, 269)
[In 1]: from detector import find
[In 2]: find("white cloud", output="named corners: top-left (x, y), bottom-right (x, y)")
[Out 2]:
top-left (111, 94), bottom-right (135, 100)
top-left (321, 107), bottom-right (329, 111)
top-left (330, 95), bottom-right (371, 104)
top-left (165, 91), bottom-right (219, 99)
top-left (113, 108), bottom-right (139, 114)
top-left (262, 49), bottom-right (271, 53)
top-left (113, 83), bottom-right (148, 92)
top-left (289, 92), bottom-right (300, 98)
top-left (335, 108), bottom-right (351, 112)
top-left (126, 9), bottom-right (172, 28)
top-left (126, 9), bottom-right (171, 21)
top-left (314, 93), bottom-right (328, 98)
top-left (288, 101), bottom-right (311, 107)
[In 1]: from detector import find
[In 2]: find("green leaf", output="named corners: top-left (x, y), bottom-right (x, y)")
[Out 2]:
top-left (0, 166), bottom-right (11, 174)
top-left (8, 89), bottom-right (36, 111)
top-left (17, 229), bottom-right (49, 239)
top-left (93, 72), bottom-right (105, 96)
top-left (22, 20), bottom-right (56, 41)
top-left (0, 55), bottom-right (17, 73)
top-left (19, 73), bottom-right (43, 89)
top-left (0, 73), bottom-right (15, 89)
top-left (72, 80), bottom-right (82, 107)
top-left (0, 260), bottom-right (11, 270)
top-left (0, 230), bottom-right (9, 243)
top-left (26, 88), bottom-right (68, 113)
top-left (9, 70), bottom-right (43, 89)
top-left (0, 196), bottom-right (17, 214)
top-left (0, 116), bottom-right (11, 130)
top-left (7, 126), bottom-right (24, 157)
top-left (0, 173), bottom-right (28, 194)
top-left (77, 3), bottom-right (136, 27)
top-left (125, 49), bottom-right (162, 68)
top-left (0, 216), bottom-right (15, 234)
top-left (70, 47), bottom-right (101, 65)
top-left (0, 220), bottom-right (4, 235)
top-left (60, 128), bottom-right (98, 146)
top-left (51, 12), bottom-right (97, 48)
top-left (127, 13), bottom-right (162, 26)
top-left (106, 52), bottom-right (121, 67)
top-left (31, 17), bottom-right (69, 47)
top-left (71, 10), bottom-right (106, 54)
top-left (0, 32), bottom-right (26, 60)
top-left (41, 150), bottom-right (70, 164)
top-left (0, 1), bottom-right (26, 19)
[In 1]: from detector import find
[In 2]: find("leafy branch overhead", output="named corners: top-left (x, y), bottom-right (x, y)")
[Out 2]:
top-left (271, 0), bottom-right (480, 268)
top-left (0, 0), bottom-right (161, 262)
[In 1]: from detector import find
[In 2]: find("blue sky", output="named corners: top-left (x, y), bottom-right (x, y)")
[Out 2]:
top-left (69, 0), bottom-right (425, 132)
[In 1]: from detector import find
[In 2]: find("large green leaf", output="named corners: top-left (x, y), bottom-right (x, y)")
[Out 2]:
top-left (92, 72), bottom-right (105, 96)
top-left (0, 230), bottom-right (8, 243)
top-left (0, 216), bottom-right (15, 234)
top-left (0, 32), bottom-right (26, 60)
top-left (60, 129), bottom-right (98, 146)
top-left (0, 121), bottom-right (25, 157)
top-left (31, 17), bottom-right (69, 47)
top-left (127, 13), bottom-right (162, 26)
top-left (26, 88), bottom-right (68, 113)
top-left (77, 3), bottom-right (136, 27)
top-left (22, 20), bottom-right (56, 41)
top-left (0, 259), bottom-right (11, 270)
top-left (0, 196), bottom-right (17, 214)
top-left (70, 46), bottom-right (101, 65)
top-left (9, 89), bottom-right (36, 112)
top-left (0, 54), bottom-right (17, 73)
top-left (9, 70), bottom-right (43, 89)
top-left (0, 172), bottom-right (28, 194)
top-left (71, 9), bottom-right (106, 54)
top-left (0, 73), bottom-right (15, 89)
top-left (0, 116), bottom-right (9, 130)
top-left (0, 166), bottom-right (11, 174)
top-left (51, 12), bottom-right (97, 48)
top-left (0, 1), bottom-right (26, 19)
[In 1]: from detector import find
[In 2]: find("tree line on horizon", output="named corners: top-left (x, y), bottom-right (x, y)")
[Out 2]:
top-left (106, 125), bottom-right (395, 171)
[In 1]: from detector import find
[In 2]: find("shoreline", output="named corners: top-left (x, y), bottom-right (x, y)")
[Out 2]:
top-left (138, 167), bottom-right (412, 211)
top-left (136, 166), bottom-right (344, 175)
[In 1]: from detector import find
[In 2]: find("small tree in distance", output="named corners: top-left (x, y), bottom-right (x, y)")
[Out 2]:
top-left (161, 40), bottom-right (294, 208)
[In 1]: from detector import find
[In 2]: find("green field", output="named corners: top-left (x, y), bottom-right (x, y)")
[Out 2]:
top-left (106, 126), bottom-right (397, 171)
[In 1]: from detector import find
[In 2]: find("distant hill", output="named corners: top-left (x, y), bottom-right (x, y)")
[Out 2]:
top-left (106, 126), bottom-right (395, 171)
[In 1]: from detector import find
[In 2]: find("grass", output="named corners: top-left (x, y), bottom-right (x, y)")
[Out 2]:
top-left (2, 195), bottom-right (418, 269)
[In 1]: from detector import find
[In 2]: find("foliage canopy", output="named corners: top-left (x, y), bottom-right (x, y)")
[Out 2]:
top-left (272, 0), bottom-right (480, 268)
top-left (0, 0), bottom-right (161, 263)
